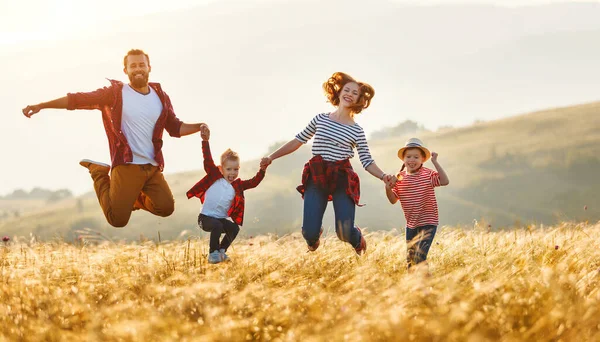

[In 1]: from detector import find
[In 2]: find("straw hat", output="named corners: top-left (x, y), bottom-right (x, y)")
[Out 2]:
top-left (397, 138), bottom-right (431, 162)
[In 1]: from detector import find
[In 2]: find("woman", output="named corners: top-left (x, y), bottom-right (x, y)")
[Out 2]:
top-left (260, 72), bottom-right (397, 255)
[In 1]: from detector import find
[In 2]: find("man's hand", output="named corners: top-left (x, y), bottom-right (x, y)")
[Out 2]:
top-left (200, 124), bottom-right (210, 141)
top-left (259, 159), bottom-right (269, 171)
top-left (260, 157), bottom-right (272, 169)
top-left (22, 104), bottom-right (42, 118)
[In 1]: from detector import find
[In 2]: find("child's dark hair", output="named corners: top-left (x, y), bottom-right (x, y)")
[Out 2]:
top-left (322, 72), bottom-right (375, 114)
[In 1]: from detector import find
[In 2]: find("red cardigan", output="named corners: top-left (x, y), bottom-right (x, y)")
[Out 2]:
top-left (66, 79), bottom-right (183, 171)
top-left (186, 141), bottom-right (265, 225)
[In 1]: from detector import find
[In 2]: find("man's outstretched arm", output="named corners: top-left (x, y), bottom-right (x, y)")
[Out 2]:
top-left (23, 86), bottom-right (113, 118)
top-left (22, 96), bottom-right (68, 118)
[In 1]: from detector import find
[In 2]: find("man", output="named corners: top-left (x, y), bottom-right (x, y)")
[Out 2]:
top-left (22, 49), bottom-right (207, 227)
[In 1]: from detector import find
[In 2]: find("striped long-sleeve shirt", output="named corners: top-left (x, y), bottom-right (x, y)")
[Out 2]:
top-left (295, 113), bottom-right (375, 169)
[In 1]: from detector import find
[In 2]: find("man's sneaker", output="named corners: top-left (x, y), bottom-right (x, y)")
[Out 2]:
top-left (219, 249), bottom-right (230, 262)
top-left (79, 159), bottom-right (110, 172)
top-left (208, 251), bottom-right (223, 264)
top-left (355, 226), bottom-right (367, 255)
top-left (307, 227), bottom-right (324, 252)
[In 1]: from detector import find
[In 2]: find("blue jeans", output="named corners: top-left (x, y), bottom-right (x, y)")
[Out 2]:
top-left (406, 225), bottom-right (437, 268)
top-left (302, 178), bottom-right (362, 248)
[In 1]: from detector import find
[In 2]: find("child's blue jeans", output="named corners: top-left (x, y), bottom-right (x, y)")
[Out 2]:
top-left (406, 225), bottom-right (437, 268)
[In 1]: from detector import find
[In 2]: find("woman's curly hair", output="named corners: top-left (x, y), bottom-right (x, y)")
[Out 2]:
top-left (322, 72), bottom-right (375, 114)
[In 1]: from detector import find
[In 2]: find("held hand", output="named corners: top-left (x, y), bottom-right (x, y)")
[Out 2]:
top-left (259, 159), bottom-right (269, 171)
top-left (383, 174), bottom-right (398, 188)
top-left (384, 179), bottom-right (394, 190)
top-left (22, 104), bottom-right (42, 118)
top-left (200, 124), bottom-right (210, 141)
top-left (431, 152), bottom-right (438, 163)
top-left (260, 156), bottom-right (272, 169)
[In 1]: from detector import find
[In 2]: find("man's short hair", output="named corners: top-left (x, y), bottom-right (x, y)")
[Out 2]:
top-left (123, 49), bottom-right (150, 68)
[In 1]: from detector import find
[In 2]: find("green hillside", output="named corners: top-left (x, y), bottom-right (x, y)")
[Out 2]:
top-left (2, 102), bottom-right (599, 241)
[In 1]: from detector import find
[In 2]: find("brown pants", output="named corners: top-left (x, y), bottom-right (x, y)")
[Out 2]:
top-left (88, 164), bottom-right (175, 227)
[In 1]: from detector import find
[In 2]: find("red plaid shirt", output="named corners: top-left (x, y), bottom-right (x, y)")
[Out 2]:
top-left (66, 79), bottom-right (183, 171)
top-left (296, 155), bottom-right (362, 206)
top-left (186, 141), bottom-right (265, 225)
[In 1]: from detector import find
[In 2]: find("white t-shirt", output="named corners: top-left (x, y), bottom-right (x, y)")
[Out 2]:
top-left (121, 85), bottom-right (163, 165)
top-left (201, 178), bottom-right (235, 219)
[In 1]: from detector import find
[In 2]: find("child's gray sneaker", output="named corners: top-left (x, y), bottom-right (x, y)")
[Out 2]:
top-left (208, 251), bottom-right (222, 264)
top-left (219, 249), bottom-right (230, 262)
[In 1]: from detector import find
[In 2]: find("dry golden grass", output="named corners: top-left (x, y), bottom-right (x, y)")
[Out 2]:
top-left (1, 222), bottom-right (600, 341)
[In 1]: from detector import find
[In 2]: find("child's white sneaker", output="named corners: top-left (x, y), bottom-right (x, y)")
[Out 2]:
top-left (208, 251), bottom-right (222, 264)
top-left (219, 248), bottom-right (230, 262)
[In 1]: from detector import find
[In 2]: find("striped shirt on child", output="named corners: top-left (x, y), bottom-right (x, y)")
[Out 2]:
top-left (295, 113), bottom-right (374, 168)
top-left (392, 167), bottom-right (441, 228)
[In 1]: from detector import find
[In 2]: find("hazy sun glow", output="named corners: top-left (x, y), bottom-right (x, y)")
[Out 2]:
top-left (0, 0), bottom-right (216, 46)
top-left (3, 0), bottom-right (600, 197)
top-left (4, 0), bottom-right (598, 46)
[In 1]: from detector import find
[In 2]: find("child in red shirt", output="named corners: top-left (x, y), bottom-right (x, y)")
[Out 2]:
top-left (385, 138), bottom-right (449, 270)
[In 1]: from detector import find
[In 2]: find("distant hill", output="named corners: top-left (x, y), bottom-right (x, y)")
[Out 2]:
top-left (370, 120), bottom-right (427, 140)
top-left (0, 188), bottom-right (72, 201)
top-left (2, 101), bottom-right (598, 240)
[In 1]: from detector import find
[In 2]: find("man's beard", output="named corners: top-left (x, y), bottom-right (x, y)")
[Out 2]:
top-left (128, 72), bottom-right (149, 88)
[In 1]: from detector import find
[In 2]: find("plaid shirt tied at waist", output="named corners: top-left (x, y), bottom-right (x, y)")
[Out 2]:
top-left (296, 155), bottom-right (362, 206)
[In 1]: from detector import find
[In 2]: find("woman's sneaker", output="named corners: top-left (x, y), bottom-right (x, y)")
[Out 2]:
top-left (354, 226), bottom-right (367, 255)
top-left (208, 250), bottom-right (223, 264)
top-left (307, 227), bottom-right (324, 251)
top-left (219, 249), bottom-right (230, 262)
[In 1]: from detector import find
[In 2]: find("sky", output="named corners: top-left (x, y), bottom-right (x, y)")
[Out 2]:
top-left (2, 0), bottom-right (595, 46)
top-left (0, 0), bottom-right (215, 45)
top-left (2, 0), bottom-right (599, 197)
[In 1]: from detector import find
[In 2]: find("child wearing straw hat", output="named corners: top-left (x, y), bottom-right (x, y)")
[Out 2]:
top-left (385, 138), bottom-right (449, 271)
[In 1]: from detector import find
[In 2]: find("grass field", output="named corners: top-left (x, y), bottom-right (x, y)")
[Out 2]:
top-left (1, 222), bottom-right (599, 341)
